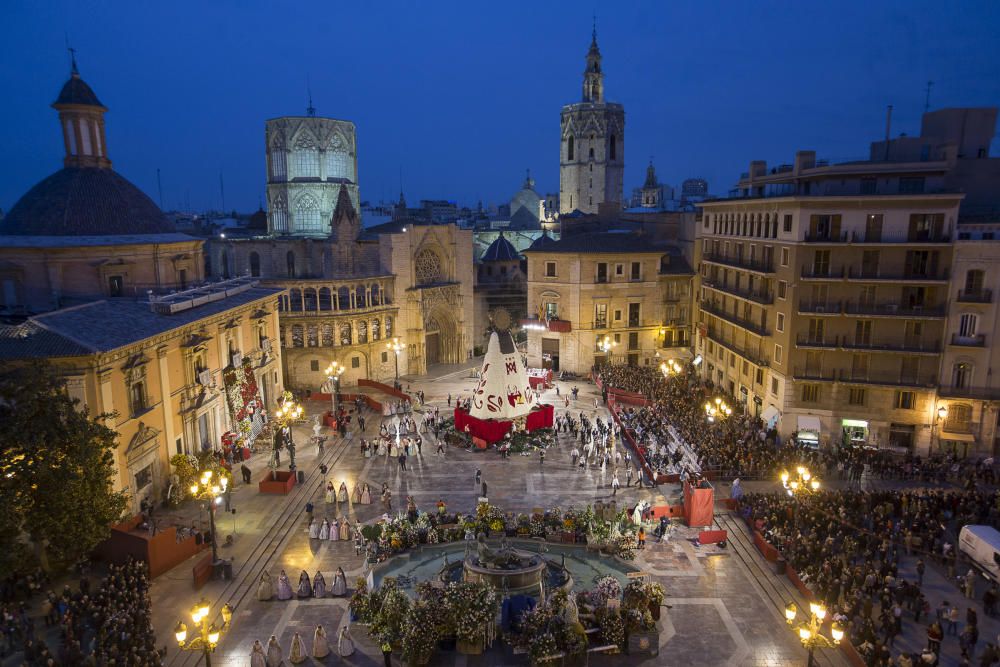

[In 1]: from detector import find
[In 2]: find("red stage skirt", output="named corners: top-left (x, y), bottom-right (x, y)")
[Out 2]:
top-left (453, 404), bottom-right (554, 444)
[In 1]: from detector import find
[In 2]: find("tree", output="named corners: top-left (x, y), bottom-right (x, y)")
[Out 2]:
top-left (0, 361), bottom-right (128, 575)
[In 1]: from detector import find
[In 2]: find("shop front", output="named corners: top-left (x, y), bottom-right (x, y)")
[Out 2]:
top-left (888, 423), bottom-right (916, 451)
top-left (796, 415), bottom-right (822, 449)
top-left (761, 405), bottom-right (781, 430)
top-left (841, 418), bottom-right (869, 449)
top-left (939, 431), bottom-right (976, 458)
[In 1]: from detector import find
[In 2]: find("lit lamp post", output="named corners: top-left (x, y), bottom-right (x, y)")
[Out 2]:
top-left (660, 359), bottom-right (683, 377)
top-left (785, 601), bottom-right (843, 667)
top-left (703, 397), bottom-right (732, 423)
top-left (780, 465), bottom-right (820, 497)
top-left (598, 336), bottom-right (617, 365)
top-left (189, 470), bottom-right (228, 566)
top-left (324, 361), bottom-right (346, 415)
top-left (386, 337), bottom-right (404, 380)
top-left (272, 399), bottom-right (303, 469)
top-left (934, 405), bottom-right (948, 449)
top-left (175, 598), bottom-right (234, 667)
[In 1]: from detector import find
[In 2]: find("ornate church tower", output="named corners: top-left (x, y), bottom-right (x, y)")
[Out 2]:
top-left (559, 28), bottom-right (625, 215)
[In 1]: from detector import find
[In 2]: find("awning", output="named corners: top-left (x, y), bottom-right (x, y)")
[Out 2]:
top-left (797, 415), bottom-right (822, 432)
top-left (761, 405), bottom-right (780, 424)
top-left (940, 431), bottom-right (976, 443)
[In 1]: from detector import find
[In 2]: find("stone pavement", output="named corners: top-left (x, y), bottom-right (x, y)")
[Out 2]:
top-left (152, 370), bottom-right (827, 666)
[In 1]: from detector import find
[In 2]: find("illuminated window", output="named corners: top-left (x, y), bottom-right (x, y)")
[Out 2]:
top-left (292, 140), bottom-right (319, 178)
top-left (295, 194), bottom-right (322, 232)
top-left (269, 149), bottom-right (286, 180)
top-left (325, 150), bottom-right (351, 180)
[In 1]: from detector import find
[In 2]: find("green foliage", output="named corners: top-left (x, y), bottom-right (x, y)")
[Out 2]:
top-left (0, 362), bottom-right (129, 575)
top-left (367, 578), bottom-right (411, 649)
top-left (596, 608), bottom-right (625, 649)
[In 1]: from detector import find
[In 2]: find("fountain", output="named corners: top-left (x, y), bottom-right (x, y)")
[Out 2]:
top-left (459, 534), bottom-right (551, 595)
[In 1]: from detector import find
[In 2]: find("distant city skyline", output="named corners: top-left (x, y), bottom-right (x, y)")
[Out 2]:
top-left (1, 1), bottom-right (999, 214)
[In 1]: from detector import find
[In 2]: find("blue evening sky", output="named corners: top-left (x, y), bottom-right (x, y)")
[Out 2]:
top-left (1, 1), bottom-right (999, 214)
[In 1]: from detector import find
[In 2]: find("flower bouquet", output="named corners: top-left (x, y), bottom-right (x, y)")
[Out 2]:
top-left (445, 581), bottom-right (500, 652)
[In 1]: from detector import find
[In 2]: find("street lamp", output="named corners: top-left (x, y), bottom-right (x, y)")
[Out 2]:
top-left (780, 465), bottom-right (820, 497)
top-left (598, 336), bottom-right (617, 364)
top-left (175, 598), bottom-right (234, 667)
top-left (324, 361), bottom-right (346, 415)
top-left (785, 601), bottom-right (843, 667)
top-left (272, 398), bottom-right (303, 469)
top-left (934, 404), bottom-right (949, 450)
top-left (189, 469), bottom-right (228, 566)
top-left (703, 397), bottom-right (732, 423)
top-left (660, 359), bottom-right (683, 377)
top-left (386, 337), bottom-right (404, 380)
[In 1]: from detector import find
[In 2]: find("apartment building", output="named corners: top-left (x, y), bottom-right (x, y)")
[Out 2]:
top-left (697, 150), bottom-right (964, 453)
top-left (523, 231), bottom-right (693, 374)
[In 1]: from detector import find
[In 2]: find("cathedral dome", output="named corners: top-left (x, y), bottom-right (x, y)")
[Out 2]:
top-left (527, 232), bottom-right (556, 251)
top-left (481, 233), bottom-right (519, 262)
top-left (0, 167), bottom-right (173, 236)
top-left (54, 72), bottom-right (104, 108)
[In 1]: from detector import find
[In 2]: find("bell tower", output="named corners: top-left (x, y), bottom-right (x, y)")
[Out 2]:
top-left (559, 27), bottom-right (625, 215)
top-left (53, 51), bottom-right (111, 170)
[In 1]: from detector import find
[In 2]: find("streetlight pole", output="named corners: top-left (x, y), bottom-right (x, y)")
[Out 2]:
top-left (324, 361), bottom-right (346, 417)
top-left (386, 337), bottom-right (404, 381)
top-left (175, 598), bottom-right (233, 667)
top-left (189, 470), bottom-right (228, 566)
top-left (785, 601), bottom-right (843, 666)
top-left (598, 336), bottom-right (617, 366)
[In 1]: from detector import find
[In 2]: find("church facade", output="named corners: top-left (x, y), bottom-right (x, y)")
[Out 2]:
top-left (559, 29), bottom-right (625, 215)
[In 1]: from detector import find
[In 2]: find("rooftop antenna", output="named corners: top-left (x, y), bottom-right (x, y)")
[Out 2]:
top-left (306, 75), bottom-right (315, 117)
top-left (924, 80), bottom-right (934, 113)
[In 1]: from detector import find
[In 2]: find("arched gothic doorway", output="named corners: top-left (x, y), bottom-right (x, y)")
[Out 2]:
top-left (424, 306), bottom-right (461, 367)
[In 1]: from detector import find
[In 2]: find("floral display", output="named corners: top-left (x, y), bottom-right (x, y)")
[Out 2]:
top-left (222, 358), bottom-right (263, 443)
top-left (597, 607), bottom-right (626, 649)
top-left (444, 581), bottom-right (500, 644)
top-left (592, 576), bottom-right (622, 607)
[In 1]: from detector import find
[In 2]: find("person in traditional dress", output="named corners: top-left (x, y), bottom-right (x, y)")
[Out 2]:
top-left (331, 567), bottom-right (348, 596)
top-left (379, 422), bottom-right (389, 437)
top-left (352, 483), bottom-right (362, 504)
top-left (257, 571), bottom-right (274, 601)
top-left (338, 624), bottom-right (355, 656)
top-left (250, 639), bottom-right (268, 667)
top-left (389, 438), bottom-right (399, 458)
top-left (276, 570), bottom-right (293, 600)
top-left (308, 519), bottom-right (319, 539)
top-left (338, 482), bottom-right (348, 503)
top-left (360, 483), bottom-right (372, 504)
top-left (312, 625), bottom-right (330, 659)
top-left (289, 631), bottom-right (307, 664)
top-left (266, 635), bottom-right (283, 667)
top-left (312, 570), bottom-right (327, 597)
top-left (325, 481), bottom-right (335, 505)
top-left (296, 570), bottom-right (312, 598)
top-left (330, 518), bottom-right (340, 541)
top-left (339, 517), bottom-right (351, 541)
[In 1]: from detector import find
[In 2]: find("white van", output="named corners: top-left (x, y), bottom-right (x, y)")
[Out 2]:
top-left (958, 525), bottom-right (1000, 582)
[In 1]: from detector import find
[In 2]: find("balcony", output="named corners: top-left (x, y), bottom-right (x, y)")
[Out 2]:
top-left (795, 334), bottom-right (840, 349)
top-left (849, 230), bottom-right (951, 244)
top-left (663, 292), bottom-right (689, 302)
top-left (798, 300), bottom-right (842, 315)
top-left (845, 268), bottom-right (949, 283)
top-left (792, 367), bottom-right (837, 381)
top-left (957, 289), bottom-right (993, 304)
top-left (700, 301), bottom-right (770, 336)
top-left (804, 232), bottom-right (849, 243)
top-left (701, 279), bottom-right (774, 305)
top-left (800, 266), bottom-right (845, 280)
top-left (841, 338), bottom-right (941, 354)
top-left (593, 319), bottom-right (609, 330)
top-left (520, 317), bottom-right (572, 333)
top-left (661, 337), bottom-right (690, 348)
top-left (705, 330), bottom-right (769, 367)
top-left (950, 333), bottom-right (986, 347)
top-left (842, 302), bottom-right (946, 318)
top-left (938, 385), bottom-right (1000, 400)
top-left (838, 371), bottom-right (938, 388)
top-left (701, 252), bottom-right (774, 274)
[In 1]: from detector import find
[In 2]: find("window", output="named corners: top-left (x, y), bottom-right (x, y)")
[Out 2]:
top-left (325, 149), bottom-right (350, 180)
top-left (596, 263), bottom-right (608, 283)
top-left (801, 385), bottom-right (819, 402)
top-left (777, 280), bottom-right (787, 299)
top-left (545, 262), bottom-right (556, 277)
top-left (134, 464), bottom-right (153, 492)
top-left (953, 362), bottom-right (972, 389)
top-left (860, 178), bottom-right (876, 195)
top-left (292, 146), bottom-right (319, 178)
top-left (771, 377), bottom-right (779, 395)
top-left (865, 214), bottom-right (883, 242)
top-left (176, 437), bottom-right (183, 456)
top-left (615, 264), bottom-right (624, 276)
top-left (545, 302), bottom-right (558, 319)
top-left (295, 194), bottom-right (322, 232)
top-left (780, 248), bottom-right (789, 266)
top-left (959, 313), bottom-right (978, 338)
top-left (729, 352), bottom-right (736, 367)
top-left (108, 275), bottom-right (124, 297)
top-left (286, 251), bottom-right (296, 277)
top-left (755, 368), bottom-right (763, 385)
top-left (381, 351), bottom-right (388, 363)
top-left (742, 360), bottom-right (749, 375)
top-left (614, 309), bottom-right (622, 321)
top-left (774, 344), bottom-right (783, 363)
top-left (783, 214), bottom-right (792, 233)
top-left (855, 320), bottom-right (873, 345)
top-left (776, 313), bottom-right (785, 332)
top-left (964, 270), bottom-right (985, 294)
top-left (594, 303), bottom-right (607, 328)
top-left (567, 136), bottom-right (574, 161)
top-left (848, 387), bottom-right (866, 405)
top-left (894, 391), bottom-right (915, 410)
top-left (351, 357), bottom-right (360, 368)
top-left (249, 252), bottom-right (261, 277)
top-left (178, 269), bottom-right (187, 289)
top-left (310, 360), bottom-right (319, 372)
top-left (130, 381), bottom-right (146, 416)
top-left (630, 262), bottom-right (641, 280)
top-left (627, 332), bottom-right (639, 350)
top-left (269, 149), bottom-right (287, 180)
top-left (610, 134), bottom-right (617, 160)
top-left (627, 303), bottom-right (640, 327)
top-left (812, 250), bottom-right (830, 275)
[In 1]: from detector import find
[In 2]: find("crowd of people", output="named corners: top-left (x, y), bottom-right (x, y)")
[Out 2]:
top-left (2, 559), bottom-right (163, 666)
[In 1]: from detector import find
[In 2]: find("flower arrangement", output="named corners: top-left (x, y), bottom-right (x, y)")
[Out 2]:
top-left (367, 579), bottom-right (411, 649)
top-left (402, 584), bottom-right (448, 665)
top-left (348, 578), bottom-right (370, 620)
top-left (444, 581), bottom-right (500, 644)
top-left (593, 576), bottom-right (622, 607)
top-left (528, 632), bottom-right (558, 664)
top-left (596, 607), bottom-right (625, 649)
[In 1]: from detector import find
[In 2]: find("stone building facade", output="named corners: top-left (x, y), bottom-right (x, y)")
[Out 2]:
top-left (559, 29), bottom-right (625, 215)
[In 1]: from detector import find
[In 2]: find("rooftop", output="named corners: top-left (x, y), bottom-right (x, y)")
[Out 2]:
top-left (522, 231), bottom-right (670, 254)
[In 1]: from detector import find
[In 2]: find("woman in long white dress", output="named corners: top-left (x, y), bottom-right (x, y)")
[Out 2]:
top-left (276, 570), bottom-right (293, 600)
top-left (257, 572), bottom-right (274, 601)
top-left (338, 482), bottom-right (348, 503)
top-left (352, 483), bottom-right (362, 504)
top-left (376, 438), bottom-right (387, 456)
top-left (339, 517), bottom-right (351, 541)
top-left (296, 570), bottom-right (312, 598)
top-left (338, 624), bottom-right (355, 656)
top-left (308, 519), bottom-right (319, 539)
top-left (318, 519), bottom-right (330, 540)
top-left (325, 481), bottom-right (335, 504)
top-left (312, 570), bottom-right (326, 597)
top-left (330, 567), bottom-right (348, 596)
top-left (250, 639), bottom-right (267, 667)
top-left (329, 518), bottom-right (339, 541)
top-left (289, 631), bottom-right (307, 664)
top-left (266, 635), bottom-right (283, 667)
top-left (360, 483), bottom-right (372, 504)
top-left (312, 625), bottom-right (330, 659)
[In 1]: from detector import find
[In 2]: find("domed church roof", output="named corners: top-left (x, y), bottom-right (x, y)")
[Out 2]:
top-left (527, 231), bottom-right (556, 251)
top-left (55, 73), bottom-right (104, 107)
top-left (0, 167), bottom-right (173, 236)
top-left (481, 232), bottom-right (520, 262)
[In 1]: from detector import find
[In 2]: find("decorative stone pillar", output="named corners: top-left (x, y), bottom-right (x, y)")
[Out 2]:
top-left (97, 368), bottom-right (125, 492)
top-left (156, 345), bottom-right (177, 460)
